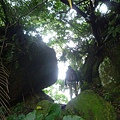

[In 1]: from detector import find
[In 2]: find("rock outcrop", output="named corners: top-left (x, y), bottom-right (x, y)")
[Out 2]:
top-left (8, 40), bottom-right (58, 103)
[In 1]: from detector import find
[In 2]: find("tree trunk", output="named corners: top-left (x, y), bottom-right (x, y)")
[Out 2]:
top-left (81, 51), bottom-right (104, 90)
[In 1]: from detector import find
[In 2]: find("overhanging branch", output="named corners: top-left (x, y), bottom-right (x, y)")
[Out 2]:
top-left (60, 0), bottom-right (102, 46)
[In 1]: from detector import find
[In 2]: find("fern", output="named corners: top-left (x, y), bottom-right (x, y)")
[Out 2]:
top-left (0, 59), bottom-right (10, 119)
top-left (0, 21), bottom-right (11, 119)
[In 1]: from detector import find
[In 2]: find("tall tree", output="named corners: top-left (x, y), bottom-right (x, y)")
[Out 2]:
top-left (59, 0), bottom-right (120, 86)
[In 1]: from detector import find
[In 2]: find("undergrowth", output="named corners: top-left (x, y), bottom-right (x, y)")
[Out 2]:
top-left (6, 103), bottom-right (84, 120)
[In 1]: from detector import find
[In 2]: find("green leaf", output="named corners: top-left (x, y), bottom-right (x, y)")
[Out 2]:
top-left (115, 25), bottom-right (120, 33)
top-left (23, 110), bottom-right (36, 120)
top-left (17, 114), bottom-right (26, 120)
top-left (48, 104), bottom-right (61, 117)
top-left (36, 114), bottom-right (43, 120)
top-left (45, 114), bottom-right (54, 120)
top-left (7, 114), bottom-right (17, 120)
top-left (63, 115), bottom-right (84, 120)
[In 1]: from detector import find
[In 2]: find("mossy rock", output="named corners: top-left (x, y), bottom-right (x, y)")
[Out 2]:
top-left (65, 90), bottom-right (117, 120)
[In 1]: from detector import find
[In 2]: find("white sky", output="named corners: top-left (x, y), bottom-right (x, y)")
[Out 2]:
top-left (96, 3), bottom-right (108, 13)
top-left (58, 62), bottom-right (69, 80)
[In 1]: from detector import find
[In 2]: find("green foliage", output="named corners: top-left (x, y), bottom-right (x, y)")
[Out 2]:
top-left (7, 102), bottom-right (84, 120)
top-left (7, 114), bottom-right (25, 120)
top-left (63, 115), bottom-right (84, 120)
top-left (10, 103), bottom-right (25, 114)
top-left (43, 80), bottom-right (68, 104)
top-left (103, 85), bottom-right (120, 112)
top-left (7, 103), bottom-right (26, 120)
top-left (7, 111), bottom-right (37, 120)
top-left (99, 57), bottom-right (118, 86)
top-left (107, 14), bottom-right (120, 38)
top-left (80, 81), bottom-right (90, 91)
top-left (44, 104), bottom-right (61, 120)
top-left (23, 110), bottom-right (36, 120)
top-left (103, 92), bottom-right (113, 101)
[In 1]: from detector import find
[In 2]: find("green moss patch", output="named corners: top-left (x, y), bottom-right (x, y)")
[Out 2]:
top-left (65, 90), bottom-right (117, 120)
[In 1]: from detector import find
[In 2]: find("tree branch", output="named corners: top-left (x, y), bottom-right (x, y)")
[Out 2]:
top-left (60, 0), bottom-right (102, 46)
